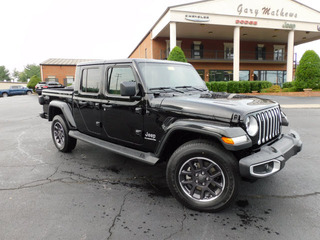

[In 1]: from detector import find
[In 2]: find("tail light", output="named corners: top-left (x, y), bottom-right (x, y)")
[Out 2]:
top-left (43, 86), bottom-right (48, 89)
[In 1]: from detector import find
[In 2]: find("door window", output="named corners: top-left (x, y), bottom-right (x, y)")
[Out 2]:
top-left (107, 67), bottom-right (136, 95)
top-left (81, 68), bottom-right (101, 93)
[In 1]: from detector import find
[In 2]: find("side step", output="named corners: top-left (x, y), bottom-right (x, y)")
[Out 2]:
top-left (69, 130), bottom-right (159, 165)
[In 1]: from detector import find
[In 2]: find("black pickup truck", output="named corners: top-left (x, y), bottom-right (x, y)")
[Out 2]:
top-left (39, 59), bottom-right (302, 212)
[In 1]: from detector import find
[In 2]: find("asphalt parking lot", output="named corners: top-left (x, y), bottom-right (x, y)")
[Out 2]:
top-left (1, 95), bottom-right (319, 240)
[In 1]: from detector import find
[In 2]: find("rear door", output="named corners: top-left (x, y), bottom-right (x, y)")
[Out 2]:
top-left (73, 65), bottom-right (103, 137)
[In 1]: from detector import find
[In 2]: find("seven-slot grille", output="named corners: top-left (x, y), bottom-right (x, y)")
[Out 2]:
top-left (255, 107), bottom-right (281, 145)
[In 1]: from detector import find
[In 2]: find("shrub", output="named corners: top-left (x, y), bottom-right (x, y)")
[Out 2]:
top-left (27, 75), bottom-right (41, 90)
top-left (227, 81), bottom-right (239, 93)
top-left (206, 81), bottom-right (274, 93)
top-left (167, 46), bottom-right (187, 62)
top-left (282, 82), bottom-right (293, 89)
top-left (217, 82), bottom-right (228, 92)
top-left (212, 82), bottom-right (219, 92)
top-left (261, 85), bottom-right (281, 93)
top-left (261, 81), bottom-right (272, 89)
top-left (295, 50), bottom-right (320, 90)
top-left (205, 82), bottom-right (211, 90)
top-left (250, 81), bottom-right (260, 92)
top-left (239, 81), bottom-right (251, 93)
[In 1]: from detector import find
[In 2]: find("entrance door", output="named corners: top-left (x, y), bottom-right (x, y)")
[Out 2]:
top-left (101, 64), bottom-right (144, 147)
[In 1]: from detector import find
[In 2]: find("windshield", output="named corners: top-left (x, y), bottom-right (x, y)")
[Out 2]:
top-left (138, 62), bottom-right (207, 91)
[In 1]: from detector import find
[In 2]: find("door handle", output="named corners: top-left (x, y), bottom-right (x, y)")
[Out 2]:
top-left (102, 104), bottom-right (112, 108)
top-left (95, 103), bottom-right (101, 110)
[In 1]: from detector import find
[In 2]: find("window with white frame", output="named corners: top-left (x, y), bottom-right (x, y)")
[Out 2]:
top-left (224, 43), bottom-right (234, 60)
top-left (274, 45), bottom-right (285, 61)
top-left (66, 76), bottom-right (74, 84)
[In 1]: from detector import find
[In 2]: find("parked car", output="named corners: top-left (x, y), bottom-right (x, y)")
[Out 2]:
top-left (0, 85), bottom-right (33, 97)
top-left (35, 82), bottom-right (64, 95)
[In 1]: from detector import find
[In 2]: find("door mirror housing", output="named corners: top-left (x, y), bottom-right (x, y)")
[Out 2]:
top-left (120, 81), bottom-right (136, 97)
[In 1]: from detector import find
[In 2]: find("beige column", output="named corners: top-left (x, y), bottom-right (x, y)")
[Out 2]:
top-left (286, 30), bottom-right (295, 82)
top-left (233, 26), bottom-right (240, 81)
top-left (170, 22), bottom-right (177, 52)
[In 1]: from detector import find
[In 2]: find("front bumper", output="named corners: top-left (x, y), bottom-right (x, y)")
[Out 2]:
top-left (239, 130), bottom-right (302, 179)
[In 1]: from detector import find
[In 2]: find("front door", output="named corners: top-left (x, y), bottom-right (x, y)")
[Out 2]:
top-left (101, 64), bottom-right (144, 148)
top-left (73, 65), bottom-right (103, 137)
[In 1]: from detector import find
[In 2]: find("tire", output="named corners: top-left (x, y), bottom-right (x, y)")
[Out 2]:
top-left (51, 115), bottom-right (77, 152)
top-left (166, 140), bottom-right (239, 212)
top-left (27, 91), bottom-right (32, 95)
top-left (2, 92), bottom-right (8, 97)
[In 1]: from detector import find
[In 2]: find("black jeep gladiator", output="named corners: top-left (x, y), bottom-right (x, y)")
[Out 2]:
top-left (39, 59), bottom-right (302, 212)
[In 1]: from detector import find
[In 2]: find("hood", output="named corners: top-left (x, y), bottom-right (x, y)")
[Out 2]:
top-left (152, 92), bottom-right (278, 122)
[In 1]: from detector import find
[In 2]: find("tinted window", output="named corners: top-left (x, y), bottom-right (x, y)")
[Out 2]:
top-left (108, 67), bottom-right (135, 95)
top-left (81, 68), bottom-right (101, 93)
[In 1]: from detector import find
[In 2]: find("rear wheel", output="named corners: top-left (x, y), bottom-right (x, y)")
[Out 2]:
top-left (166, 140), bottom-right (239, 212)
top-left (51, 115), bottom-right (77, 152)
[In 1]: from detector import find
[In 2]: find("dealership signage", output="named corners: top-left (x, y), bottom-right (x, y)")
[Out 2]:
top-left (185, 14), bottom-right (210, 22)
top-left (236, 20), bottom-right (258, 25)
top-left (237, 4), bottom-right (298, 19)
top-left (282, 22), bottom-right (296, 29)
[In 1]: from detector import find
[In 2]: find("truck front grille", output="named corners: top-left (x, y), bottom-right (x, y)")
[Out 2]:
top-left (256, 107), bottom-right (281, 145)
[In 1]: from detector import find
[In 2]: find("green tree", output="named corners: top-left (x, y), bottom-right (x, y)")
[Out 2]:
top-left (167, 46), bottom-right (187, 62)
top-left (295, 50), bottom-right (320, 90)
top-left (25, 64), bottom-right (40, 79)
top-left (0, 66), bottom-right (11, 81)
top-left (16, 64), bottom-right (41, 82)
top-left (18, 72), bottom-right (28, 82)
top-left (27, 75), bottom-right (41, 90)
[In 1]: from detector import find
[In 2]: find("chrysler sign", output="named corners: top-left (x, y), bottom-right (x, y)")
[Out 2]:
top-left (185, 14), bottom-right (210, 22)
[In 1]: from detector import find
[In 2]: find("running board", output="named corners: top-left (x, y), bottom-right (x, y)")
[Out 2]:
top-left (69, 130), bottom-right (159, 165)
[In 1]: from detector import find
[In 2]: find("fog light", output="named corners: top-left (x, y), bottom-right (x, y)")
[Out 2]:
top-left (249, 160), bottom-right (281, 178)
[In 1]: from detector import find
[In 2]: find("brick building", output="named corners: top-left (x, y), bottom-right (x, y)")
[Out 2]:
top-left (40, 59), bottom-right (95, 86)
top-left (129, 0), bottom-right (320, 85)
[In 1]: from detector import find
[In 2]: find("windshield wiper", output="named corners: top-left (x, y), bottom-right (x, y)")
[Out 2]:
top-left (149, 87), bottom-right (184, 93)
top-left (175, 86), bottom-right (206, 92)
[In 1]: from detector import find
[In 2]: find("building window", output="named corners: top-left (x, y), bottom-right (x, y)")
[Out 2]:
top-left (66, 76), bottom-right (74, 84)
top-left (239, 71), bottom-right (250, 81)
top-left (209, 70), bottom-right (233, 81)
top-left (209, 70), bottom-right (249, 82)
top-left (48, 76), bottom-right (57, 82)
top-left (256, 44), bottom-right (266, 60)
top-left (81, 68), bottom-right (101, 93)
top-left (192, 41), bottom-right (203, 59)
top-left (254, 70), bottom-right (287, 86)
top-left (274, 45), bottom-right (285, 61)
top-left (108, 66), bottom-right (136, 95)
top-left (224, 43), bottom-right (234, 60)
top-left (196, 69), bottom-right (205, 80)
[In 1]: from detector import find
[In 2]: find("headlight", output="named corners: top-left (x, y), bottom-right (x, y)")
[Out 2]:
top-left (245, 116), bottom-right (258, 136)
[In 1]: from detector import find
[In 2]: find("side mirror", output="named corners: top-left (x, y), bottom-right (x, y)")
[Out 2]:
top-left (120, 81), bottom-right (136, 97)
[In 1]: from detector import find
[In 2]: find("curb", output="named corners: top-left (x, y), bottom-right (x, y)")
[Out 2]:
top-left (281, 104), bottom-right (320, 109)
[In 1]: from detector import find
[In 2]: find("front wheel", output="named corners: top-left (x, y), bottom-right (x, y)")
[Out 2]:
top-left (166, 140), bottom-right (239, 212)
top-left (2, 92), bottom-right (8, 97)
top-left (51, 115), bottom-right (77, 152)
top-left (27, 91), bottom-right (32, 95)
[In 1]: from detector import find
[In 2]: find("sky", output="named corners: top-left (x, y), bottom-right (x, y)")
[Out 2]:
top-left (1, 0), bottom-right (320, 74)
